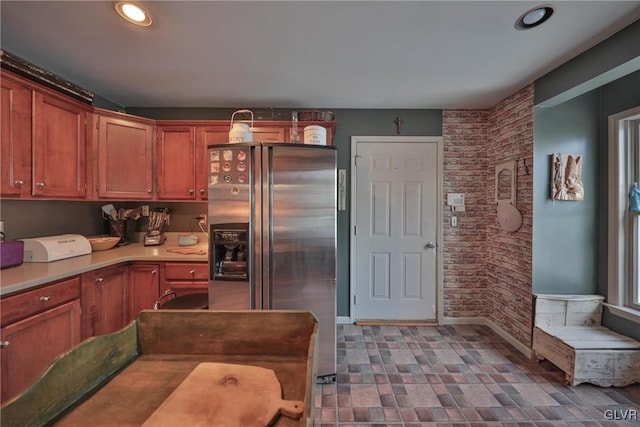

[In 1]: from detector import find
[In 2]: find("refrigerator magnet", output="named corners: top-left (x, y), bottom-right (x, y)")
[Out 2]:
top-left (211, 163), bottom-right (220, 173)
top-left (237, 162), bottom-right (246, 172)
top-left (237, 151), bottom-right (247, 161)
top-left (211, 150), bottom-right (219, 161)
top-left (238, 174), bottom-right (246, 183)
top-left (210, 175), bottom-right (219, 185)
top-left (222, 162), bottom-right (231, 172)
top-left (223, 150), bottom-right (233, 161)
top-left (223, 175), bottom-right (232, 183)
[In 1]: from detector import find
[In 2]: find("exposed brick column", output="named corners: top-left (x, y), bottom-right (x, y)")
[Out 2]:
top-left (486, 84), bottom-right (534, 346)
top-left (442, 110), bottom-right (489, 318)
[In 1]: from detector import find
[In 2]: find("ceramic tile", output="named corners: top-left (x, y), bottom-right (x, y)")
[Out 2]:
top-left (314, 324), bottom-right (640, 426)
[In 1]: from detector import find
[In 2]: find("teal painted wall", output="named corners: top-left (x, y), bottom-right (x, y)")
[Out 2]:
top-left (532, 91), bottom-right (600, 294)
top-left (533, 70), bottom-right (640, 340)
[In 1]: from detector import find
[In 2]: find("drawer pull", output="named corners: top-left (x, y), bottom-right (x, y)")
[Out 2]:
top-left (96, 277), bottom-right (104, 283)
top-left (199, 188), bottom-right (205, 195)
top-left (36, 182), bottom-right (45, 189)
top-left (189, 269), bottom-right (196, 276)
top-left (151, 269), bottom-right (157, 275)
top-left (0, 341), bottom-right (10, 348)
top-left (39, 296), bottom-right (51, 302)
top-left (14, 180), bottom-right (24, 186)
top-left (189, 189), bottom-right (195, 194)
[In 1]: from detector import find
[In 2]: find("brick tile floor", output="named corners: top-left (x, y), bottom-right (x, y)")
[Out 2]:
top-left (314, 324), bottom-right (640, 426)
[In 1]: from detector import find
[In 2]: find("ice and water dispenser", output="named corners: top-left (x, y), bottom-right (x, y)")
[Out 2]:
top-left (210, 223), bottom-right (249, 281)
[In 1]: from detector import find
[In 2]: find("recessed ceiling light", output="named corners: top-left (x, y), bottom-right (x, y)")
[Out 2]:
top-left (515, 5), bottom-right (554, 30)
top-left (114, 1), bottom-right (152, 27)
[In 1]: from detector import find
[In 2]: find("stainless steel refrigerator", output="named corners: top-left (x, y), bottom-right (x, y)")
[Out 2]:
top-left (207, 142), bottom-right (337, 379)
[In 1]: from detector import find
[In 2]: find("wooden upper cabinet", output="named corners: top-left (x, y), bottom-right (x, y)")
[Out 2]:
top-left (0, 73), bottom-right (32, 197)
top-left (251, 126), bottom-right (286, 143)
top-left (32, 91), bottom-right (88, 198)
top-left (156, 126), bottom-right (198, 200)
top-left (95, 111), bottom-right (154, 199)
top-left (196, 126), bottom-right (229, 200)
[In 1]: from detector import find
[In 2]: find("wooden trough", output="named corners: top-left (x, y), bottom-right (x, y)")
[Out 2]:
top-left (0, 310), bottom-right (318, 427)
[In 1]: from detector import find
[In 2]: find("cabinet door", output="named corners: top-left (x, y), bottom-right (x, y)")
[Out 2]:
top-left (128, 263), bottom-right (160, 322)
top-left (0, 300), bottom-right (81, 402)
top-left (163, 281), bottom-right (208, 298)
top-left (96, 114), bottom-right (154, 199)
top-left (196, 126), bottom-right (229, 200)
top-left (81, 265), bottom-right (128, 339)
top-left (156, 126), bottom-right (197, 200)
top-left (0, 74), bottom-right (32, 197)
top-left (32, 92), bottom-right (87, 198)
top-left (252, 127), bottom-right (285, 143)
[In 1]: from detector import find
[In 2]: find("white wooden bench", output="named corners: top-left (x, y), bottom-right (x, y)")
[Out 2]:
top-left (532, 294), bottom-right (640, 387)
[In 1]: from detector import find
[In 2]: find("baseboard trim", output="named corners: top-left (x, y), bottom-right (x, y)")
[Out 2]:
top-left (484, 318), bottom-right (534, 359)
top-left (355, 319), bottom-right (438, 326)
top-left (440, 316), bottom-right (532, 358)
top-left (440, 316), bottom-right (486, 325)
top-left (337, 316), bottom-right (352, 325)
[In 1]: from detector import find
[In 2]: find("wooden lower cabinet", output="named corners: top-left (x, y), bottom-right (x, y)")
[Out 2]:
top-left (128, 263), bottom-right (160, 322)
top-left (162, 262), bottom-right (208, 298)
top-left (81, 265), bottom-right (128, 340)
top-left (0, 277), bottom-right (81, 403)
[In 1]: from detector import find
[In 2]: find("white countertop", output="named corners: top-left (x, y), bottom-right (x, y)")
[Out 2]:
top-left (0, 233), bottom-right (208, 296)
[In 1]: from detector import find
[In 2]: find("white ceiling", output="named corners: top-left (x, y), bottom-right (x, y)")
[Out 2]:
top-left (1, 1), bottom-right (639, 110)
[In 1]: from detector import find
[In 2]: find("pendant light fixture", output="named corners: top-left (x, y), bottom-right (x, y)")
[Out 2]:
top-left (114, 1), bottom-right (153, 27)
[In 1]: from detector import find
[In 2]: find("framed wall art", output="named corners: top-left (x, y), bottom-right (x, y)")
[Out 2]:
top-left (550, 153), bottom-right (584, 201)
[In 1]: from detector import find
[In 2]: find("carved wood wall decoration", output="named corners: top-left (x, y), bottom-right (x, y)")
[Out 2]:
top-left (550, 153), bottom-right (584, 201)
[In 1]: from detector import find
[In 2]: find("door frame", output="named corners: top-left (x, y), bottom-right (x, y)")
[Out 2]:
top-left (350, 136), bottom-right (444, 323)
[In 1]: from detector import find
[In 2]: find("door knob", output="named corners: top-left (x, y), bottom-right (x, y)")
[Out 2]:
top-left (424, 241), bottom-right (436, 249)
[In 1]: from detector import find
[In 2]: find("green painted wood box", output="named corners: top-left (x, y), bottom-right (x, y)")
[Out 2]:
top-left (1, 310), bottom-right (318, 427)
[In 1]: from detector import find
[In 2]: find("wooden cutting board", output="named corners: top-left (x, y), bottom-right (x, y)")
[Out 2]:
top-left (166, 247), bottom-right (206, 255)
top-left (141, 363), bottom-right (304, 427)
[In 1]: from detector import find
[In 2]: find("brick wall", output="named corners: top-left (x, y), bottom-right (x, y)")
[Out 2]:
top-left (486, 84), bottom-right (534, 346)
top-left (442, 84), bottom-right (534, 347)
top-left (442, 110), bottom-right (489, 318)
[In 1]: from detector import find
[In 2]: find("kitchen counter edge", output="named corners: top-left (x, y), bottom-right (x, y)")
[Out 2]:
top-left (0, 243), bottom-right (208, 297)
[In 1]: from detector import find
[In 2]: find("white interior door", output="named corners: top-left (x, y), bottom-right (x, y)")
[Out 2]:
top-left (351, 137), bottom-right (440, 321)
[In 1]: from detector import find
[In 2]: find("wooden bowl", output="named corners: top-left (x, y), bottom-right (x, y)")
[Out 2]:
top-left (88, 237), bottom-right (121, 251)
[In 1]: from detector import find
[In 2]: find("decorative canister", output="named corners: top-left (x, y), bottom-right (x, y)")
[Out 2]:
top-left (304, 125), bottom-right (327, 145)
top-left (229, 109), bottom-right (254, 143)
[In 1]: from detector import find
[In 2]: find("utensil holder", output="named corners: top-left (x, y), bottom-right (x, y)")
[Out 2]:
top-left (108, 219), bottom-right (130, 245)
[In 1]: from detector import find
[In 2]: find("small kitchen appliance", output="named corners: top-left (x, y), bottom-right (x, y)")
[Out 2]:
top-left (19, 234), bottom-right (92, 262)
top-left (144, 209), bottom-right (169, 246)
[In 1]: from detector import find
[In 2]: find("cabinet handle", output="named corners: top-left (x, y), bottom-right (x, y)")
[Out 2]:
top-left (96, 277), bottom-right (104, 283)
top-left (199, 189), bottom-right (205, 195)
top-left (36, 182), bottom-right (45, 189)
top-left (151, 269), bottom-right (157, 275)
top-left (147, 189), bottom-right (152, 194)
top-left (0, 341), bottom-right (9, 348)
top-left (189, 269), bottom-right (196, 276)
top-left (39, 296), bottom-right (51, 302)
top-left (14, 180), bottom-right (24, 186)
top-left (189, 189), bottom-right (194, 194)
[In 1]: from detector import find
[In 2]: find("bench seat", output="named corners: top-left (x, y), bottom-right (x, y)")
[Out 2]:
top-left (532, 295), bottom-right (640, 387)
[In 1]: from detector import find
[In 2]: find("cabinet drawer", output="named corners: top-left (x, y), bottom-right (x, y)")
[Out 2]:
top-left (1, 277), bottom-right (81, 325)
top-left (164, 263), bottom-right (208, 281)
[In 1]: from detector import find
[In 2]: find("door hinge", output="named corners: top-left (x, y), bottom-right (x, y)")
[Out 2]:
top-left (353, 225), bottom-right (357, 235)
top-left (353, 295), bottom-right (356, 305)
top-left (353, 155), bottom-right (361, 167)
